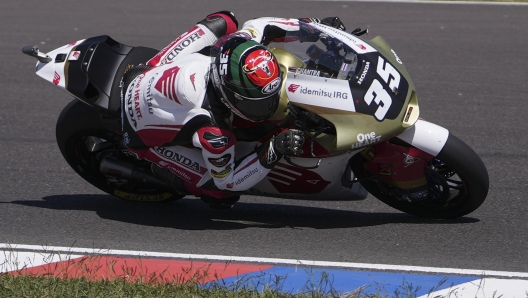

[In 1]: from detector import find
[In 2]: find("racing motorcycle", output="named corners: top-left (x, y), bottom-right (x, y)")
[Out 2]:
top-left (22, 21), bottom-right (489, 218)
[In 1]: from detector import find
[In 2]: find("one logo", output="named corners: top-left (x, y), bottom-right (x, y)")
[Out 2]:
top-left (288, 84), bottom-right (300, 93)
top-left (53, 72), bottom-right (60, 85)
top-left (190, 73), bottom-right (196, 91)
top-left (208, 154), bottom-right (231, 167)
top-left (262, 77), bottom-right (281, 94)
top-left (203, 132), bottom-right (230, 148)
top-left (242, 49), bottom-right (279, 87)
top-left (155, 66), bottom-right (181, 104)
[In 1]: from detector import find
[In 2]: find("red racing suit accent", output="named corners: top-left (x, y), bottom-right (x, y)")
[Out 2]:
top-left (122, 15), bottom-right (309, 198)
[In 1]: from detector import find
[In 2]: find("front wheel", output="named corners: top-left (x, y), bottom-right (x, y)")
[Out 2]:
top-left (56, 100), bottom-right (183, 202)
top-left (352, 134), bottom-right (489, 218)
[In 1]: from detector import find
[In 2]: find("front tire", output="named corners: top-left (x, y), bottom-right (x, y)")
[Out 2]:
top-left (56, 100), bottom-right (183, 202)
top-left (352, 134), bottom-right (489, 218)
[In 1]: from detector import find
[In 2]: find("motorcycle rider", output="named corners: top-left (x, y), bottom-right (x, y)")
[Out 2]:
top-left (121, 11), bottom-right (346, 209)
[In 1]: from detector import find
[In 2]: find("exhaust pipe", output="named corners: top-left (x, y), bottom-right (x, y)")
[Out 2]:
top-left (100, 156), bottom-right (172, 191)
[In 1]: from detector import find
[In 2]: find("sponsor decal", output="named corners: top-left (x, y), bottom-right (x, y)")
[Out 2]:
top-left (288, 84), bottom-right (300, 93)
top-left (53, 72), bottom-right (60, 85)
top-left (68, 51), bottom-right (81, 61)
top-left (123, 132), bottom-right (130, 146)
top-left (155, 66), bottom-right (181, 104)
top-left (356, 61), bottom-right (370, 85)
top-left (126, 82), bottom-right (137, 128)
top-left (242, 49), bottom-right (279, 87)
top-left (208, 154), bottom-right (232, 167)
top-left (211, 165), bottom-right (232, 179)
top-left (351, 132), bottom-right (382, 149)
top-left (166, 165), bottom-right (192, 181)
top-left (288, 85), bottom-right (349, 99)
top-left (355, 43), bottom-right (367, 50)
top-left (391, 49), bottom-right (403, 64)
top-left (161, 29), bottom-right (205, 64)
top-left (226, 182), bottom-right (234, 189)
top-left (132, 75), bottom-right (144, 120)
top-left (403, 153), bottom-right (420, 167)
top-left (378, 164), bottom-right (393, 176)
top-left (262, 77), bottom-right (281, 94)
top-left (233, 168), bottom-right (259, 186)
top-left (68, 41), bottom-right (77, 47)
top-left (295, 68), bottom-right (321, 77)
top-left (155, 147), bottom-right (201, 173)
top-left (145, 76), bottom-right (156, 114)
top-left (203, 132), bottom-right (230, 148)
top-left (190, 73), bottom-right (196, 91)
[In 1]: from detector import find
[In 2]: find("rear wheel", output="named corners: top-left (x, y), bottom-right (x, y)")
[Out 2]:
top-left (352, 134), bottom-right (489, 218)
top-left (56, 100), bottom-right (183, 202)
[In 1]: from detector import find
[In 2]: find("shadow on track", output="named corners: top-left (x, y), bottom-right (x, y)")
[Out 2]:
top-left (8, 194), bottom-right (479, 230)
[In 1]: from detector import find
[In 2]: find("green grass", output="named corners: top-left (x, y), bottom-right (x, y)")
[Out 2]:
top-left (0, 273), bottom-right (383, 298)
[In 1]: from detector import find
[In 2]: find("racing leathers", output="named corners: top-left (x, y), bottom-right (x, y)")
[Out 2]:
top-left (121, 13), bottom-right (315, 199)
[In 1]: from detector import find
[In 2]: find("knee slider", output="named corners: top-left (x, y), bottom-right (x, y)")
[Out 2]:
top-left (198, 11), bottom-right (238, 38)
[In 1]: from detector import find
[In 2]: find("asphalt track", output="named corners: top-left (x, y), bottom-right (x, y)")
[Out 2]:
top-left (1, 0), bottom-right (528, 275)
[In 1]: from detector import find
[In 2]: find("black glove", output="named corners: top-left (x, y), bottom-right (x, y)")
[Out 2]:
top-left (273, 129), bottom-right (305, 156)
top-left (320, 16), bottom-right (346, 31)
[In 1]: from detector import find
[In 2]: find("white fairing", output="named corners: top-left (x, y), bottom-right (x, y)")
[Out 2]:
top-left (396, 119), bottom-right (449, 156)
top-left (234, 142), bottom-right (368, 201)
top-left (34, 39), bottom-right (86, 92)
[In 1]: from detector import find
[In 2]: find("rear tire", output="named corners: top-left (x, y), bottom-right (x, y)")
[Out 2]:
top-left (352, 134), bottom-right (489, 218)
top-left (56, 100), bottom-right (183, 202)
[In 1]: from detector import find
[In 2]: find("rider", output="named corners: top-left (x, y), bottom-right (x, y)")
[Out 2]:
top-left (121, 11), bottom-right (346, 209)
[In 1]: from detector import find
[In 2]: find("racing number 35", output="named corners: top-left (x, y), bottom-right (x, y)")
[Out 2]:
top-left (364, 56), bottom-right (401, 121)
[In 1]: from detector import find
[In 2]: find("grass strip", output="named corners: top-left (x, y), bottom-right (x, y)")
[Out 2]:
top-left (0, 273), bottom-right (381, 298)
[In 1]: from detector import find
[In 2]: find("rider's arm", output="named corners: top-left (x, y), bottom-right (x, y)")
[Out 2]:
top-left (147, 11), bottom-right (238, 67)
top-left (192, 127), bottom-right (304, 192)
top-left (238, 16), bottom-right (345, 45)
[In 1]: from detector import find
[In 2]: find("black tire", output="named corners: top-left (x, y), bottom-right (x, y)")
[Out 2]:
top-left (352, 134), bottom-right (489, 218)
top-left (56, 100), bottom-right (183, 202)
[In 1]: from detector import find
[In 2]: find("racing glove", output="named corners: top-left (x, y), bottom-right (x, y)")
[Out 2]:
top-left (273, 129), bottom-right (305, 156)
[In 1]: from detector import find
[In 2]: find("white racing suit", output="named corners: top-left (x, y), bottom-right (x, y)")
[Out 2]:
top-left (121, 12), bottom-right (309, 199)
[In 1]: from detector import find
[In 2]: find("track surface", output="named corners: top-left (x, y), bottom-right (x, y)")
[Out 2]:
top-left (1, 0), bottom-right (527, 272)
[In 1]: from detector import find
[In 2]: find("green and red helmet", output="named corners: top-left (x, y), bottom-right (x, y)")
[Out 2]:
top-left (211, 36), bottom-right (282, 122)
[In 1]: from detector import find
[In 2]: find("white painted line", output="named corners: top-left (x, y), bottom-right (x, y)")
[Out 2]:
top-left (0, 250), bottom-right (83, 273)
top-left (418, 278), bottom-right (528, 298)
top-left (2, 243), bottom-right (528, 279)
top-left (293, 0), bottom-right (528, 6)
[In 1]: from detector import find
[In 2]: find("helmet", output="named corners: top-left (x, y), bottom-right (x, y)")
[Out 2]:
top-left (211, 36), bottom-right (282, 122)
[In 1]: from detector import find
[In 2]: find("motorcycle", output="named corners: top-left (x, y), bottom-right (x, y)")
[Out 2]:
top-left (22, 21), bottom-right (489, 218)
